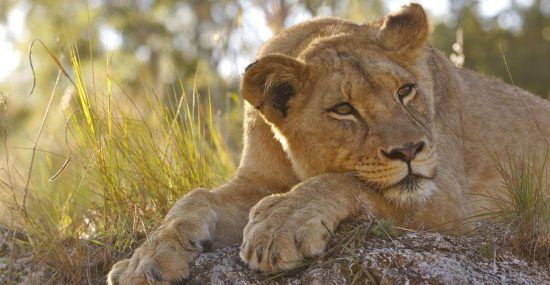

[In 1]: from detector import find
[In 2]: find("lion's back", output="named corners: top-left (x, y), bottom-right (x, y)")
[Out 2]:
top-left (458, 67), bottom-right (550, 146)
top-left (455, 67), bottom-right (550, 201)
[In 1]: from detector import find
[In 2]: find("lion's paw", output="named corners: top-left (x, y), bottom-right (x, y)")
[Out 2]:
top-left (107, 227), bottom-right (209, 285)
top-left (239, 195), bottom-right (333, 272)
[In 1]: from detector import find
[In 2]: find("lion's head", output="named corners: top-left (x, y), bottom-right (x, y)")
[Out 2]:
top-left (242, 4), bottom-right (438, 205)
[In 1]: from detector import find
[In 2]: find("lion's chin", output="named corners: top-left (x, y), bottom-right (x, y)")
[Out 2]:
top-left (382, 177), bottom-right (436, 206)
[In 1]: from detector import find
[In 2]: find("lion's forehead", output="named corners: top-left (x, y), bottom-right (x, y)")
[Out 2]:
top-left (307, 49), bottom-right (417, 92)
top-left (310, 58), bottom-right (417, 111)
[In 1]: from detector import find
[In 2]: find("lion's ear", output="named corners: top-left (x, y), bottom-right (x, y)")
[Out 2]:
top-left (241, 54), bottom-right (308, 125)
top-left (374, 3), bottom-right (429, 60)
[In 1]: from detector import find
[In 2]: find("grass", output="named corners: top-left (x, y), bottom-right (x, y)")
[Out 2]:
top-left (474, 151), bottom-right (549, 262)
top-left (369, 218), bottom-right (398, 240)
top-left (0, 45), bottom-right (236, 283)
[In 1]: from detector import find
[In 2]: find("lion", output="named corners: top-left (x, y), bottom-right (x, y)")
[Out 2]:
top-left (108, 4), bottom-right (550, 284)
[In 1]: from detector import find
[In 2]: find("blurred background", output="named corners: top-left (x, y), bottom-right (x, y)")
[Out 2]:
top-left (0, 1), bottom-right (549, 282)
top-left (1, 0), bottom-right (549, 137)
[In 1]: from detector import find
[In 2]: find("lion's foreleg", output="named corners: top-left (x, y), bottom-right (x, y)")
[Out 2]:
top-left (108, 176), bottom-right (287, 285)
top-left (240, 173), bottom-right (392, 272)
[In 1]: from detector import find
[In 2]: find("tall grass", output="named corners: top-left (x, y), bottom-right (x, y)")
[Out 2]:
top-left (0, 46), bottom-right (236, 283)
top-left (478, 151), bottom-right (549, 262)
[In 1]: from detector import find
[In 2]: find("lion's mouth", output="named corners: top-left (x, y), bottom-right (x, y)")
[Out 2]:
top-left (354, 171), bottom-right (437, 205)
top-left (394, 174), bottom-right (422, 192)
top-left (381, 173), bottom-right (438, 205)
top-left (391, 173), bottom-right (435, 192)
top-left (354, 167), bottom-right (437, 195)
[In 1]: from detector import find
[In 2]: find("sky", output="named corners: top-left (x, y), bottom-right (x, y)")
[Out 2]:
top-left (0, 0), bottom-right (541, 83)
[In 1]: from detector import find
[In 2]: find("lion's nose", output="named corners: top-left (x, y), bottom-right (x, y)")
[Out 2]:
top-left (382, 141), bottom-right (425, 163)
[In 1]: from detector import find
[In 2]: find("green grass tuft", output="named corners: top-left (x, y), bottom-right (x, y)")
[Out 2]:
top-left (369, 218), bottom-right (398, 240)
top-left (477, 150), bottom-right (549, 262)
top-left (0, 46), bottom-right (236, 283)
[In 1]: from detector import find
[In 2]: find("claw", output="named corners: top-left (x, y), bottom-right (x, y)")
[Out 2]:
top-left (108, 275), bottom-right (120, 285)
top-left (294, 235), bottom-right (302, 253)
top-left (256, 244), bottom-right (264, 264)
top-left (200, 240), bottom-right (212, 252)
top-left (188, 238), bottom-right (198, 248)
top-left (270, 251), bottom-right (280, 265)
top-left (146, 267), bottom-right (163, 282)
top-left (170, 276), bottom-right (188, 285)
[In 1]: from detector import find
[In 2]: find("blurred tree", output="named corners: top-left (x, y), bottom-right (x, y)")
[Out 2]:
top-left (432, 0), bottom-right (550, 98)
top-left (0, 0), bottom-right (548, 128)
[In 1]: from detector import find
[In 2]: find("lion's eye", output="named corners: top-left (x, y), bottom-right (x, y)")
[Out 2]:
top-left (396, 84), bottom-right (417, 104)
top-left (330, 102), bottom-right (355, 115)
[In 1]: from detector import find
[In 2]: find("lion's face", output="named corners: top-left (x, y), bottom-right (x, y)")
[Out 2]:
top-left (242, 5), bottom-right (438, 205)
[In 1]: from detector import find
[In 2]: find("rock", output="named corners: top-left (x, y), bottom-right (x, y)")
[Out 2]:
top-left (1, 223), bottom-right (548, 284)
top-left (186, 224), bottom-right (550, 285)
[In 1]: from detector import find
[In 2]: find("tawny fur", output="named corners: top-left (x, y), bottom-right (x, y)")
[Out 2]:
top-left (108, 4), bottom-right (550, 284)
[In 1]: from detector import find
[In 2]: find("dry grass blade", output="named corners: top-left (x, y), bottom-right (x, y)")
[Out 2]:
top-left (49, 156), bottom-right (72, 181)
top-left (28, 39), bottom-right (77, 97)
top-left (20, 71), bottom-right (62, 214)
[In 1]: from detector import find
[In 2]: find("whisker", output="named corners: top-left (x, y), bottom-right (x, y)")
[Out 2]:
top-left (357, 169), bottom-right (405, 179)
top-left (355, 166), bottom-right (399, 173)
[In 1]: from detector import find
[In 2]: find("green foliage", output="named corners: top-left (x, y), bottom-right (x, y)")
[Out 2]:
top-left (432, 0), bottom-right (550, 98)
top-left (0, 47), bottom-right (236, 283)
top-left (370, 218), bottom-right (398, 240)
top-left (475, 150), bottom-right (549, 262)
top-left (477, 227), bottom-right (497, 260)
